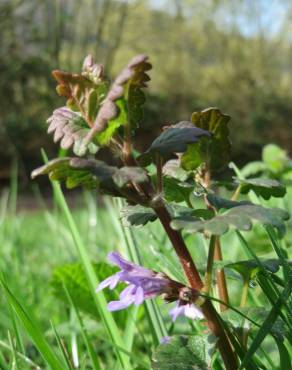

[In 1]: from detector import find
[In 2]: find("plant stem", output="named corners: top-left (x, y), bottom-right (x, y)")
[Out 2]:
top-left (240, 278), bottom-right (249, 308)
top-left (214, 237), bottom-right (229, 312)
top-left (154, 205), bottom-right (203, 290)
top-left (156, 153), bottom-right (163, 194)
top-left (203, 235), bottom-right (216, 293)
top-left (231, 185), bottom-right (242, 201)
top-left (154, 205), bottom-right (238, 370)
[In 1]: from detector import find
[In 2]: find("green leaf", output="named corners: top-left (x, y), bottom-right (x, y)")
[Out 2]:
top-left (163, 159), bottom-right (190, 181)
top-left (162, 177), bottom-right (193, 203)
top-left (96, 98), bottom-right (127, 145)
top-left (32, 157), bottom-right (147, 195)
top-left (151, 335), bottom-right (216, 370)
top-left (262, 144), bottom-right (289, 173)
top-left (238, 283), bottom-right (292, 370)
top-left (128, 85), bottom-right (146, 130)
top-left (181, 107), bottom-right (231, 172)
top-left (206, 193), bottom-right (251, 210)
top-left (121, 205), bottom-right (157, 226)
top-left (171, 204), bottom-right (289, 237)
top-left (224, 259), bottom-right (284, 279)
top-left (31, 157), bottom-right (115, 190)
top-left (50, 262), bottom-right (120, 318)
top-left (222, 307), bottom-right (287, 339)
top-left (113, 166), bottom-right (148, 187)
top-left (240, 161), bottom-right (268, 178)
top-left (238, 178), bottom-right (286, 200)
top-left (139, 122), bottom-right (210, 166)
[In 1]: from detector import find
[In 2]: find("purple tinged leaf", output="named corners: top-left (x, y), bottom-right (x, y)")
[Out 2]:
top-left (83, 54), bottom-right (151, 146)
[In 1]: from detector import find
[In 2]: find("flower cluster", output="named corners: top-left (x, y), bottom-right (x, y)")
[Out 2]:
top-left (96, 252), bottom-right (203, 321)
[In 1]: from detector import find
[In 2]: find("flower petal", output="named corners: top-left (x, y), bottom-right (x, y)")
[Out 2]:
top-left (120, 284), bottom-right (136, 300)
top-left (184, 304), bottom-right (204, 320)
top-left (169, 303), bottom-right (185, 322)
top-left (107, 252), bottom-right (134, 271)
top-left (96, 275), bottom-right (118, 292)
top-left (107, 300), bottom-right (132, 311)
top-left (134, 286), bottom-right (144, 305)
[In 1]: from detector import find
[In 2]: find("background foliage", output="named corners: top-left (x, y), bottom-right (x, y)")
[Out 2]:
top-left (1, 0), bottom-right (292, 183)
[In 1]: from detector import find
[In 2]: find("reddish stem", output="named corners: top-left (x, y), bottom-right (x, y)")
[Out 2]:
top-left (154, 205), bottom-right (238, 370)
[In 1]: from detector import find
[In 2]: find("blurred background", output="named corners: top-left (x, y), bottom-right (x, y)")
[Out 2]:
top-left (1, 0), bottom-right (292, 190)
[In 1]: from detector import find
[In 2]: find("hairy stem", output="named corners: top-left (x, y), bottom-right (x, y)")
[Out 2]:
top-left (154, 205), bottom-right (238, 370)
top-left (154, 205), bottom-right (203, 290)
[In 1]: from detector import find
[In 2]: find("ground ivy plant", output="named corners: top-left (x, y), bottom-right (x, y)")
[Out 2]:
top-left (32, 55), bottom-right (291, 370)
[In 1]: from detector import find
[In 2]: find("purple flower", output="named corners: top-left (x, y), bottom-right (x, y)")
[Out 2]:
top-left (169, 302), bottom-right (204, 322)
top-left (96, 252), bottom-right (172, 311)
top-left (96, 252), bottom-right (204, 322)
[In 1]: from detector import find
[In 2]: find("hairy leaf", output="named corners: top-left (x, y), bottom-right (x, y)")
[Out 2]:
top-left (47, 107), bottom-right (99, 156)
top-left (206, 193), bottom-right (251, 210)
top-left (163, 177), bottom-right (193, 203)
top-left (152, 335), bottom-right (216, 370)
top-left (162, 159), bottom-right (189, 181)
top-left (52, 55), bottom-right (108, 123)
top-left (31, 157), bottom-right (147, 196)
top-left (224, 259), bottom-right (285, 279)
top-left (238, 178), bottom-right (286, 200)
top-left (181, 107), bottom-right (231, 172)
top-left (121, 204), bottom-right (197, 227)
top-left (139, 122), bottom-right (210, 166)
top-left (171, 204), bottom-right (289, 237)
top-left (121, 205), bottom-right (157, 226)
top-left (112, 166), bottom-right (148, 187)
top-left (84, 55), bottom-right (151, 147)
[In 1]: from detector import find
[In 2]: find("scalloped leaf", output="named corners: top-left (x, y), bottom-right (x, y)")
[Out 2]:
top-left (121, 205), bottom-right (157, 226)
top-left (151, 335), bottom-right (216, 370)
top-left (171, 204), bottom-right (289, 237)
top-left (52, 56), bottom-right (108, 123)
top-left (206, 193), bottom-right (251, 210)
top-left (31, 158), bottom-right (147, 195)
top-left (138, 122), bottom-right (210, 166)
top-left (240, 161), bottom-right (268, 178)
top-left (181, 107), bottom-right (231, 172)
top-left (223, 259), bottom-right (285, 279)
top-left (84, 55), bottom-right (151, 147)
top-left (163, 177), bottom-right (193, 203)
top-left (238, 178), bottom-right (286, 200)
top-left (47, 107), bottom-right (99, 156)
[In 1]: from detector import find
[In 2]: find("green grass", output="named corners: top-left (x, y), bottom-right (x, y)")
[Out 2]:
top-left (0, 180), bottom-right (291, 369)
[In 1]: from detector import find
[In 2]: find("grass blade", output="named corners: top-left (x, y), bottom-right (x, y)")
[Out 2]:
top-left (40, 150), bottom-right (132, 369)
top-left (239, 282), bottom-right (292, 369)
top-left (63, 284), bottom-right (103, 370)
top-left (0, 277), bottom-right (65, 370)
